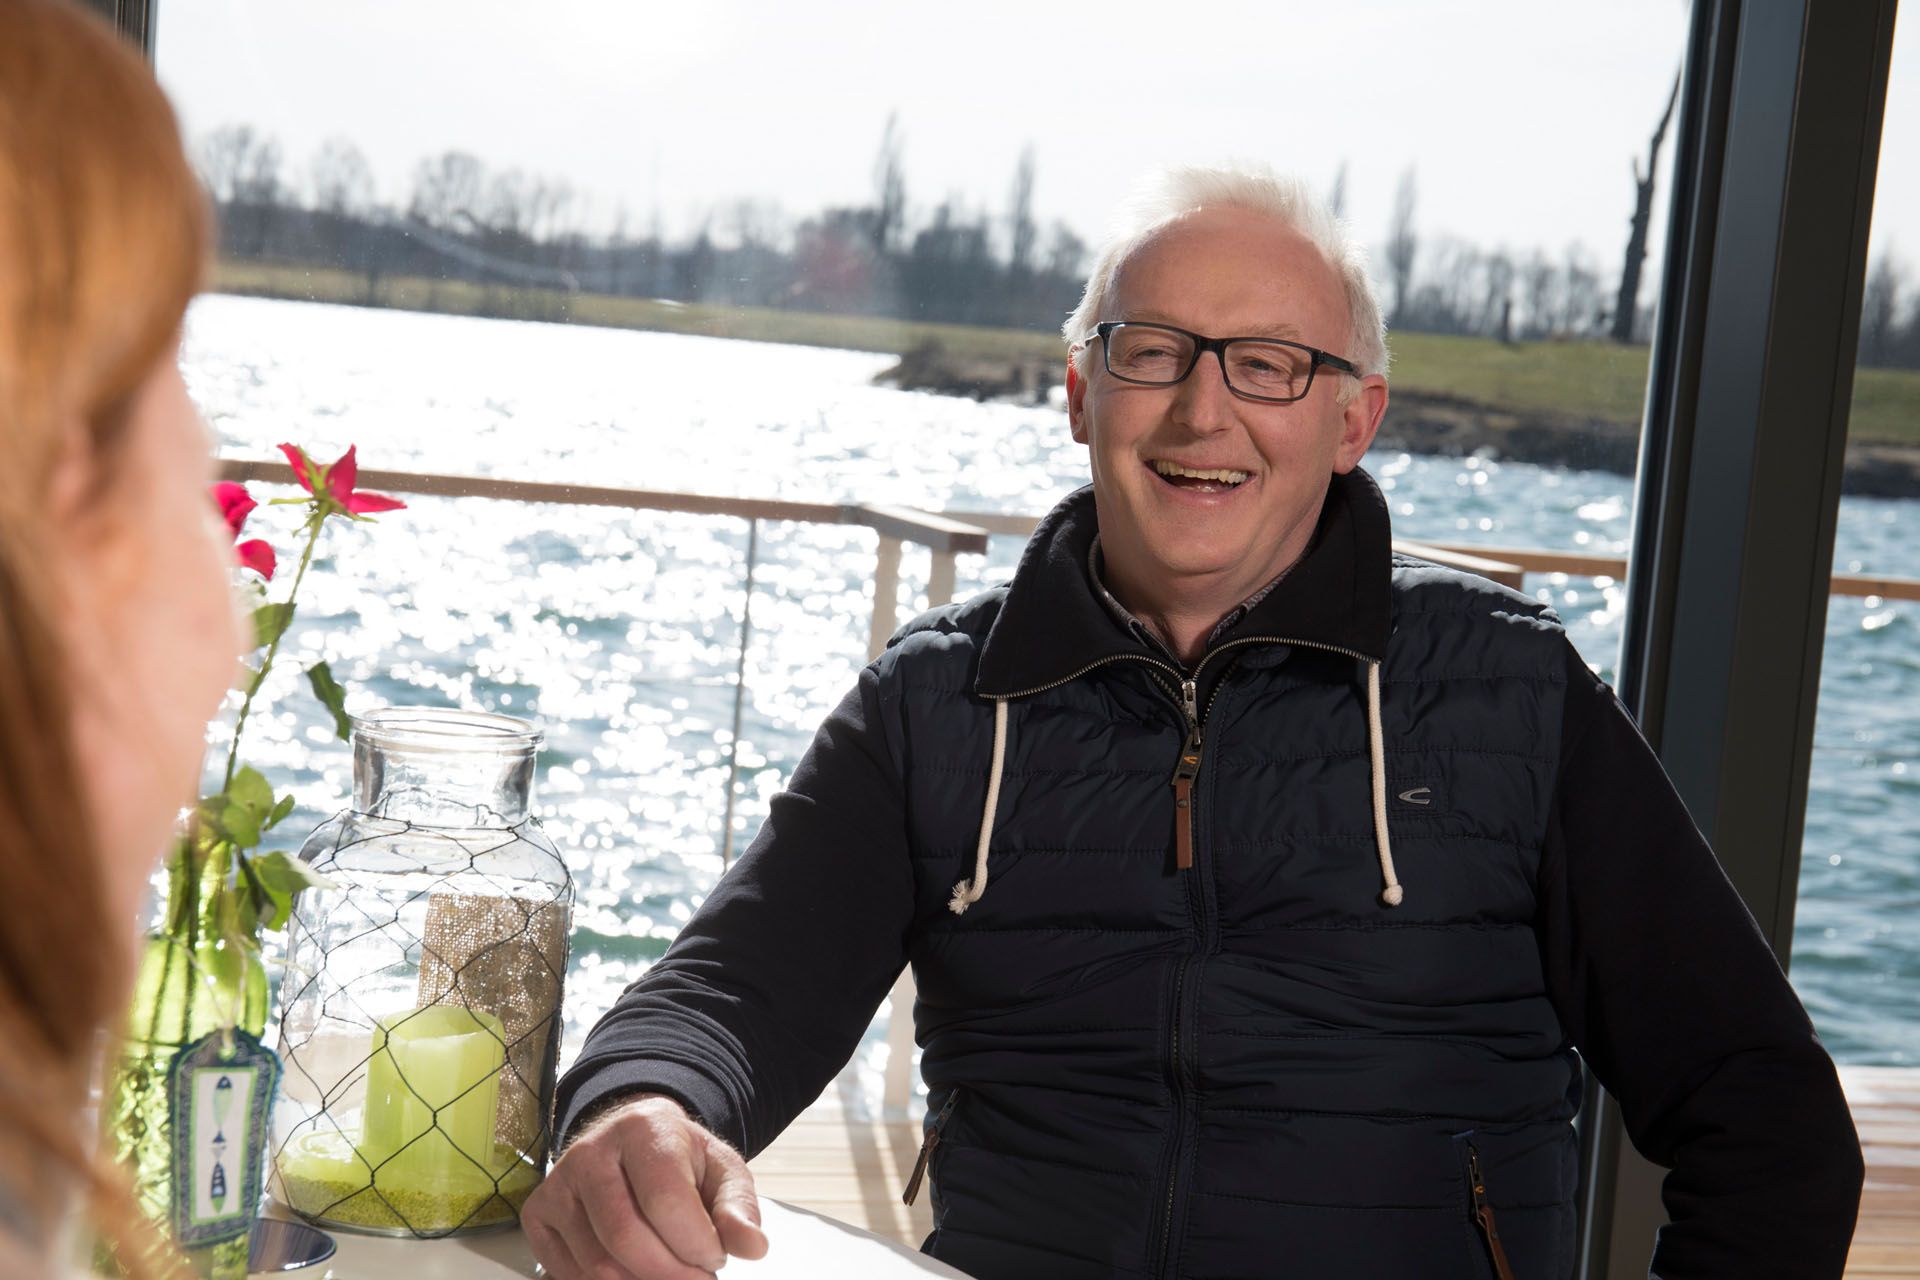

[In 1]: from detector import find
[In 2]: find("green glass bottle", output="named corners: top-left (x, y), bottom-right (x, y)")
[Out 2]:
top-left (104, 836), bottom-right (270, 1280)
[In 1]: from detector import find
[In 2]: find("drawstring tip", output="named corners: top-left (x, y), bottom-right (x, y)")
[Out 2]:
top-left (948, 882), bottom-right (974, 915)
top-left (1379, 883), bottom-right (1404, 908)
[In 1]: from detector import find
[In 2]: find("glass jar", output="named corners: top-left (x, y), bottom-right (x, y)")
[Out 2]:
top-left (106, 838), bottom-right (272, 1280)
top-left (268, 708), bottom-right (572, 1238)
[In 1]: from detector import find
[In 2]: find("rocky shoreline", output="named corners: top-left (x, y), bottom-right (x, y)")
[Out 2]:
top-left (876, 343), bottom-right (1920, 499)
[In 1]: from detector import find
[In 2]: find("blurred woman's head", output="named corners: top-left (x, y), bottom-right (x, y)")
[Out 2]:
top-left (0, 0), bottom-right (244, 1266)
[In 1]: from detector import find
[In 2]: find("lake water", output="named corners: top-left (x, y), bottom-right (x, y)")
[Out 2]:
top-left (180, 294), bottom-right (1920, 1089)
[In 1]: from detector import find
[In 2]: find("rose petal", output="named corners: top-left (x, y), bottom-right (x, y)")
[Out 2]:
top-left (328, 445), bottom-right (359, 505)
top-left (343, 491), bottom-right (406, 515)
top-left (278, 443), bottom-right (316, 495)
top-left (237, 538), bottom-right (276, 581)
top-left (212, 481), bottom-right (256, 537)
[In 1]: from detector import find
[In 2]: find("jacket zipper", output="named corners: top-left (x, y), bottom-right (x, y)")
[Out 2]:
top-left (1467, 1143), bottom-right (1518, 1280)
top-left (902, 1088), bottom-right (962, 1207)
top-left (991, 635), bottom-right (1379, 1279)
top-left (1171, 677), bottom-right (1202, 870)
top-left (992, 635), bottom-right (1372, 872)
top-left (1153, 956), bottom-right (1189, 1278)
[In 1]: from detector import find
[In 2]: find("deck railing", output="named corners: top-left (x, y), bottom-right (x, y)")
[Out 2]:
top-left (220, 460), bottom-right (1920, 1114)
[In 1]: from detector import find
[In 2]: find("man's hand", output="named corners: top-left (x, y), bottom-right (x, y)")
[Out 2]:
top-left (525, 1094), bottom-right (769, 1279)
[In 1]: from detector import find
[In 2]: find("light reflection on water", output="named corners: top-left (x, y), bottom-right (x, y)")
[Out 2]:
top-left (183, 295), bottom-right (1918, 1102)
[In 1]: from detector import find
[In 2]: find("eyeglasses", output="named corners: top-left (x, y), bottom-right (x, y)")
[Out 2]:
top-left (1088, 321), bottom-right (1359, 405)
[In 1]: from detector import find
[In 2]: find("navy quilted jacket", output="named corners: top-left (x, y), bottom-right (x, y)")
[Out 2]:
top-left (559, 470), bottom-right (1860, 1279)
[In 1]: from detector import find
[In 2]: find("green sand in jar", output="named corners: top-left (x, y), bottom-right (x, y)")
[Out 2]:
top-left (276, 1129), bottom-right (539, 1234)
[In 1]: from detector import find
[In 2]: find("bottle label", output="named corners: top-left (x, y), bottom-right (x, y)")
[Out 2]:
top-left (165, 1029), bottom-right (281, 1247)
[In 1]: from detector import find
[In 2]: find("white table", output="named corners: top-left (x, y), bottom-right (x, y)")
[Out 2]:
top-left (254, 1198), bottom-right (973, 1278)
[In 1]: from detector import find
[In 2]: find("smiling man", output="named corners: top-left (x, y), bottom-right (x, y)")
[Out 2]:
top-left (1066, 200), bottom-right (1387, 666)
top-left (531, 166), bottom-right (1861, 1280)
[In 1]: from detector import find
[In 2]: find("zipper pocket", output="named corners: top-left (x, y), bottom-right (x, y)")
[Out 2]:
top-left (903, 1088), bottom-right (963, 1206)
top-left (1465, 1140), bottom-right (1518, 1280)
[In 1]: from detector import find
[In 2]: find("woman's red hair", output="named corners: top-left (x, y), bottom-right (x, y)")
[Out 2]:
top-left (0, 1), bottom-right (210, 1274)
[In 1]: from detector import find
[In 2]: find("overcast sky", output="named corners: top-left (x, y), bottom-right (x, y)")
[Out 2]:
top-left (156, 1), bottom-right (1915, 277)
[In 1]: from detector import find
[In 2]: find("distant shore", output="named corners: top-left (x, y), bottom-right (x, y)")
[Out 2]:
top-left (874, 342), bottom-right (1920, 499)
top-left (212, 259), bottom-right (1920, 498)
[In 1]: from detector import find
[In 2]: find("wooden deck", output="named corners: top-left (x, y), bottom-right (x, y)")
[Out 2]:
top-left (748, 1064), bottom-right (1920, 1274)
top-left (1848, 1067), bottom-right (1920, 1278)
top-left (750, 1072), bottom-right (936, 1253)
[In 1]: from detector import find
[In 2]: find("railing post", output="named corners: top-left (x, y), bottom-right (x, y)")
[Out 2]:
top-left (720, 518), bottom-right (759, 870)
top-left (868, 536), bottom-right (903, 662)
top-left (868, 533), bottom-right (918, 1115)
top-left (927, 550), bottom-right (958, 611)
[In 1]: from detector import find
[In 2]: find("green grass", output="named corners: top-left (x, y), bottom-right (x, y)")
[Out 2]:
top-left (1384, 331), bottom-right (1654, 425)
top-left (212, 260), bottom-right (1920, 446)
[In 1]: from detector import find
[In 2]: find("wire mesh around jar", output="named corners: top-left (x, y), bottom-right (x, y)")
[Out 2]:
top-left (270, 813), bottom-right (572, 1238)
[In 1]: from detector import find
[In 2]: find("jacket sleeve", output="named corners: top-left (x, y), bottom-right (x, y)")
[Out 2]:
top-left (1536, 645), bottom-right (1863, 1279)
top-left (552, 662), bottom-right (916, 1158)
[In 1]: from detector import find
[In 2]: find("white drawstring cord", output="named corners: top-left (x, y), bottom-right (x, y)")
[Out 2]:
top-left (1367, 660), bottom-right (1404, 907)
top-left (950, 698), bottom-right (1009, 914)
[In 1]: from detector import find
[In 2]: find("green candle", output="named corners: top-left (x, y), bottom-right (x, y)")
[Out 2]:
top-left (358, 1006), bottom-right (507, 1192)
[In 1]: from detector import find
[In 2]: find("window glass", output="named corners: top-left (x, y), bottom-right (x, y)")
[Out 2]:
top-left (156, 1), bottom-right (1702, 1107)
top-left (1795, 14), bottom-right (1920, 1067)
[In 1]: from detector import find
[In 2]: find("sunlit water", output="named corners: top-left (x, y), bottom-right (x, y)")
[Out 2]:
top-left (179, 295), bottom-right (1919, 1104)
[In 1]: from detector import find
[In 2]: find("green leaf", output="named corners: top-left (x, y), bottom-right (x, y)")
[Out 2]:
top-left (252, 602), bottom-right (296, 650)
top-left (307, 661), bottom-right (353, 742)
top-left (194, 796), bottom-right (228, 833)
top-left (244, 850), bottom-right (337, 931)
top-left (234, 660), bottom-right (264, 696)
top-left (229, 766), bottom-right (274, 816)
top-left (220, 802), bottom-right (261, 849)
top-left (265, 794), bottom-right (297, 830)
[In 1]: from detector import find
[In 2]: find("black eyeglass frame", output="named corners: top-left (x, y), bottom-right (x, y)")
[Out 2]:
top-left (1088, 320), bottom-right (1361, 405)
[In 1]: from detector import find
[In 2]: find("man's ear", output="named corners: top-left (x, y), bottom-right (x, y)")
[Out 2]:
top-left (1067, 356), bottom-right (1089, 444)
top-left (1332, 376), bottom-right (1390, 474)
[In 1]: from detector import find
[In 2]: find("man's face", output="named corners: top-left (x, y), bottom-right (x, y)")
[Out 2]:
top-left (1067, 206), bottom-right (1388, 609)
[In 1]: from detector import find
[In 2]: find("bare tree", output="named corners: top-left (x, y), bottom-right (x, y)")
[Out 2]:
top-left (1386, 166), bottom-right (1418, 326)
top-left (481, 168), bottom-right (535, 238)
top-left (1611, 70), bottom-right (1681, 343)
top-left (1859, 253), bottom-right (1902, 367)
top-left (1007, 145), bottom-right (1037, 277)
top-left (871, 111), bottom-right (907, 257)
top-left (1485, 250), bottom-right (1516, 343)
top-left (723, 198), bottom-right (785, 252)
top-left (409, 151), bottom-right (486, 231)
top-left (199, 125), bottom-right (286, 257)
top-left (1047, 220), bottom-right (1088, 280)
top-left (1563, 243), bottom-right (1602, 337)
top-left (529, 178), bottom-right (578, 245)
top-left (309, 136), bottom-right (374, 216)
top-left (1522, 250), bottom-right (1557, 338)
top-left (198, 124), bottom-right (279, 204)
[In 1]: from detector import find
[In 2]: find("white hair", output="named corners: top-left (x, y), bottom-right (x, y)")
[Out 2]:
top-left (1062, 164), bottom-right (1390, 400)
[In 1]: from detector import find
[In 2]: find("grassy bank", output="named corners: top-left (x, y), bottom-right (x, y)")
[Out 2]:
top-left (212, 259), bottom-right (1920, 446)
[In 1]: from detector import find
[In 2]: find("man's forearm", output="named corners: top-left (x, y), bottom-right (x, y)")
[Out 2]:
top-left (553, 668), bottom-right (916, 1159)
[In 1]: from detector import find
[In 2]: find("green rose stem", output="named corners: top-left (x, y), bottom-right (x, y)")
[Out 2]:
top-left (142, 507), bottom-right (325, 1055)
top-left (224, 507), bottom-right (324, 792)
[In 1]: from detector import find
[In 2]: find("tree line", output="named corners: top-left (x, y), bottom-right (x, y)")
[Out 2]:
top-left (194, 114), bottom-right (1918, 369)
top-left (197, 117), bottom-right (1091, 332)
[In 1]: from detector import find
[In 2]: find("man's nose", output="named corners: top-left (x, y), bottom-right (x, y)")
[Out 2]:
top-left (1169, 347), bottom-right (1236, 433)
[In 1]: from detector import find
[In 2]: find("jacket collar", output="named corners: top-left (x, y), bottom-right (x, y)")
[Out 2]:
top-left (974, 466), bottom-right (1395, 697)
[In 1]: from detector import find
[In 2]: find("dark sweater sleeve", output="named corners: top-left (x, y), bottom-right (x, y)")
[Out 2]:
top-left (552, 663), bottom-right (915, 1158)
top-left (1538, 645), bottom-right (1862, 1277)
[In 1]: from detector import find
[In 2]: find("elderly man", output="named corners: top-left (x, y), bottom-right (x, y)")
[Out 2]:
top-left (526, 167), bottom-right (1862, 1280)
